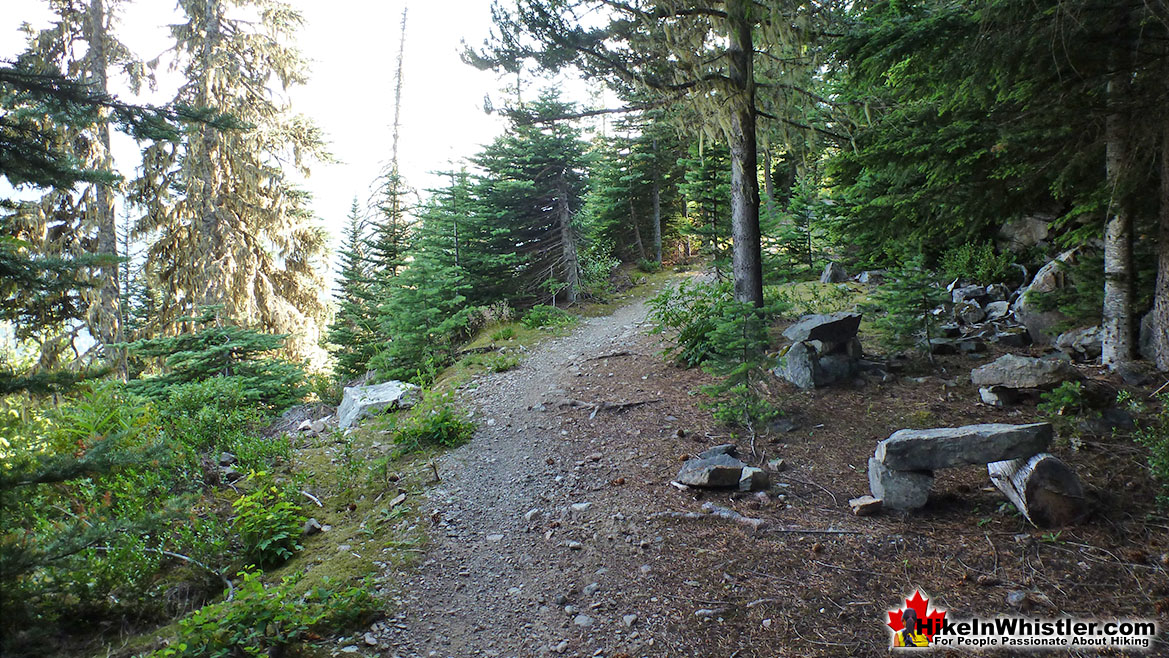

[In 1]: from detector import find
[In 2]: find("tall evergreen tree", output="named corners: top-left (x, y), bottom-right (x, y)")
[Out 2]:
top-left (327, 200), bottom-right (379, 380)
top-left (469, 92), bottom-right (587, 305)
top-left (677, 140), bottom-right (732, 274)
top-left (133, 0), bottom-right (330, 365)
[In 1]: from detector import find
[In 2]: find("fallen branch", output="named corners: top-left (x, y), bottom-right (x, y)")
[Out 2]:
top-left (765, 527), bottom-right (864, 536)
top-left (456, 346), bottom-right (499, 358)
top-left (300, 490), bottom-right (323, 507)
top-left (700, 502), bottom-right (766, 530)
top-left (588, 398), bottom-right (663, 420)
top-left (585, 350), bottom-right (637, 361)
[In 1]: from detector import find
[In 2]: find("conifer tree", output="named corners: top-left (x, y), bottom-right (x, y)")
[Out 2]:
top-left (469, 92), bottom-right (588, 305)
top-left (327, 200), bottom-right (380, 381)
top-left (677, 141), bottom-right (732, 275)
top-left (134, 0), bottom-right (330, 365)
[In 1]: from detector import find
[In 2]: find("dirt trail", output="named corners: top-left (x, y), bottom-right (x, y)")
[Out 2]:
top-left (376, 296), bottom-right (672, 657)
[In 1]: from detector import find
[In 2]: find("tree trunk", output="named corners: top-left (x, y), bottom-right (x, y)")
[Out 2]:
top-left (629, 198), bottom-right (647, 261)
top-left (725, 0), bottom-right (763, 307)
top-left (652, 137), bottom-right (662, 264)
top-left (988, 453), bottom-right (1085, 528)
top-left (762, 145), bottom-right (776, 219)
top-left (558, 173), bottom-right (579, 304)
top-left (86, 0), bottom-right (124, 375)
top-left (1155, 81), bottom-right (1169, 371)
top-left (1101, 11), bottom-right (1134, 369)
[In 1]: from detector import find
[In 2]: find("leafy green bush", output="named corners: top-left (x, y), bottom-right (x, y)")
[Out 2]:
top-left (636, 258), bottom-right (661, 273)
top-left (521, 304), bottom-right (575, 329)
top-left (939, 241), bottom-right (1017, 284)
top-left (1135, 394), bottom-right (1169, 509)
top-left (389, 392), bottom-right (475, 456)
top-left (148, 570), bottom-right (380, 658)
top-left (648, 280), bottom-right (731, 367)
top-left (231, 476), bottom-right (306, 568)
top-left (484, 353), bottom-right (521, 373)
top-left (490, 326), bottom-right (516, 341)
top-left (579, 239), bottom-right (621, 298)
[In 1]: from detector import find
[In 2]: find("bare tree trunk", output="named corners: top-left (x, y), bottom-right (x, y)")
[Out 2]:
top-left (630, 198), bottom-right (647, 261)
top-left (652, 137), bottom-right (662, 264)
top-left (1102, 10), bottom-right (1134, 369)
top-left (558, 173), bottom-right (579, 304)
top-left (86, 0), bottom-right (124, 376)
top-left (726, 0), bottom-right (763, 308)
top-left (988, 454), bottom-right (1085, 528)
top-left (1156, 103), bottom-right (1169, 371)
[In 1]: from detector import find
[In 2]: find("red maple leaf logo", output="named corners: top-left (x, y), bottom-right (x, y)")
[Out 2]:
top-left (887, 590), bottom-right (947, 641)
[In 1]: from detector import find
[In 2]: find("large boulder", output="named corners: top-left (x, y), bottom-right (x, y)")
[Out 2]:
top-left (782, 312), bottom-right (862, 344)
top-left (337, 380), bottom-right (420, 429)
top-left (998, 214), bottom-right (1052, 252)
top-left (955, 300), bottom-right (986, 325)
top-left (774, 342), bottom-right (822, 390)
top-left (677, 452), bottom-right (749, 488)
top-left (875, 422), bottom-right (1053, 471)
top-left (820, 262), bottom-right (849, 284)
top-left (1013, 250), bottom-right (1076, 344)
top-left (971, 354), bottom-right (1078, 390)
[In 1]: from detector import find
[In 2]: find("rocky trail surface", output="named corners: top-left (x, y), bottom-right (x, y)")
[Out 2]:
top-left (375, 296), bottom-right (678, 657)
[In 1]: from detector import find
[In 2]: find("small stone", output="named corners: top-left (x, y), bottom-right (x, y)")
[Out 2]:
top-left (340, 646), bottom-right (359, 654)
top-left (552, 640), bottom-right (569, 654)
top-left (486, 534), bottom-right (505, 542)
top-left (848, 495), bottom-right (882, 516)
top-left (622, 614), bottom-right (638, 628)
top-left (984, 301), bottom-right (1010, 321)
top-left (583, 582), bottom-right (601, 596)
top-left (694, 608), bottom-right (724, 618)
top-left (567, 541), bottom-right (583, 550)
top-left (554, 594), bottom-right (569, 605)
top-left (738, 466), bottom-right (770, 492)
top-left (218, 451), bottom-right (238, 466)
top-left (524, 508), bottom-right (542, 522)
top-left (302, 517), bottom-right (323, 536)
top-left (1006, 590), bottom-right (1029, 609)
top-left (364, 633), bottom-right (378, 646)
top-left (570, 502), bottom-right (592, 513)
top-left (767, 458), bottom-right (786, 472)
top-left (564, 604), bottom-right (577, 615)
top-left (586, 452), bottom-right (602, 462)
top-left (573, 614), bottom-right (593, 627)
top-left (762, 618), bottom-right (773, 629)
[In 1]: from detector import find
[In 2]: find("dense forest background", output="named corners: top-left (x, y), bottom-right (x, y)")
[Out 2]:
top-left (2, 0), bottom-right (1168, 656)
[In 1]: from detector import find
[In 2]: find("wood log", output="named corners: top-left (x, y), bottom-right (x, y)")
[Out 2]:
top-left (988, 453), bottom-right (1085, 527)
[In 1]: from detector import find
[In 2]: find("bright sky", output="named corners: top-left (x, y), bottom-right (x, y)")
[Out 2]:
top-left (0, 0), bottom-right (530, 262)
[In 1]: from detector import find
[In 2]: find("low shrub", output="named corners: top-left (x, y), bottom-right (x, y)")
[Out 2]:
top-left (231, 475), bottom-right (306, 568)
top-left (389, 392), bottom-right (476, 456)
top-left (938, 241), bottom-right (1017, 284)
top-left (521, 304), bottom-right (575, 329)
top-left (484, 353), bottom-right (521, 373)
top-left (636, 258), bottom-right (662, 273)
top-left (490, 327), bottom-right (516, 341)
top-left (1134, 393), bottom-right (1169, 509)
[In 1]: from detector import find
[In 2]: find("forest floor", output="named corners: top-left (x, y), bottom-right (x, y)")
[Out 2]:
top-left (356, 273), bottom-right (1169, 658)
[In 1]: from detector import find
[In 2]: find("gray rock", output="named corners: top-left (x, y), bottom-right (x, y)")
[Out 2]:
top-left (767, 458), bottom-right (786, 472)
top-left (782, 312), bottom-right (862, 344)
top-left (868, 458), bottom-right (932, 510)
top-left (697, 444), bottom-right (737, 459)
top-left (1014, 250), bottom-right (1076, 344)
top-left (622, 614), bottom-right (638, 628)
top-left (937, 323), bottom-right (962, 338)
top-left (875, 423), bottom-right (1053, 471)
top-left (552, 640), bottom-right (569, 654)
top-left (221, 466), bottom-right (242, 482)
top-left (958, 338), bottom-right (987, 354)
top-left (573, 614), bottom-right (593, 627)
top-left (855, 269), bottom-right (887, 284)
top-left (820, 262), bottom-right (849, 284)
top-left (677, 453), bottom-right (747, 488)
top-left (971, 354), bottom-right (1078, 390)
top-left (985, 284), bottom-right (1012, 302)
top-left (952, 285), bottom-right (987, 305)
top-left (1055, 326), bottom-right (1102, 362)
top-left (583, 582), bottom-right (601, 596)
top-left (979, 386), bottom-right (1021, 407)
top-left (849, 495), bottom-right (882, 516)
top-left (845, 337), bottom-right (864, 360)
top-left (984, 300), bottom-right (1011, 321)
top-left (993, 327), bottom-right (1032, 348)
top-left (955, 300), bottom-right (986, 324)
top-left (303, 517), bottom-right (323, 536)
top-left (818, 353), bottom-right (857, 383)
top-left (999, 215), bottom-right (1052, 251)
top-left (767, 417), bottom-right (799, 434)
top-left (738, 467), bottom-right (770, 492)
top-left (338, 380), bottom-right (420, 429)
top-left (774, 341), bottom-right (821, 390)
top-left (218, 451), bottom-right (238, 466)
top-left (927, 338), bottom-right (960, 355)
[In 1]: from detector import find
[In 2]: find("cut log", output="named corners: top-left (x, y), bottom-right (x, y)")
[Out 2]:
top-left (987, 453), bottom-right (1085, 527)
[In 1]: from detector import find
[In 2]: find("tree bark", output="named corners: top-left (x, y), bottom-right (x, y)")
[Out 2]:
top-left (630, 198), bottom-right (647, 262)
top-left (988, 453), bottom-right (1085, 528)
top-left (652, 137), bottom-right (662, 264)
top-left (1101, 11), bottom-right (1134, 369)
top-left (1156, 99), bottom-right (1169, 371)
top-left (558, 173), bottom-right (579, 304)
top-left (726, 0), bottom-right (764, 308)
top-left (763, 145), bottom-right (776, 218)
top-left (86, 0), bottom-right (124, 375)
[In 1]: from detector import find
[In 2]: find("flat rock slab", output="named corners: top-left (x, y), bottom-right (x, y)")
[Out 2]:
top-left (338, 380), bottom-right (420, 429)
top-left (970, 354), bottom-right (1078, 390)
top-left (677, 453), bottom-right (748, 488)
top-left (782, 312), bottom-right (862, 344)
top-left (868, 458), bottom-right (932, 510)
top-left (876, 422), bottom-right (1053, 471)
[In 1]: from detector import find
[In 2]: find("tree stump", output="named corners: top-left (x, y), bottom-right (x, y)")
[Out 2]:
top-left (988, 453), bottom-right (1085, 527)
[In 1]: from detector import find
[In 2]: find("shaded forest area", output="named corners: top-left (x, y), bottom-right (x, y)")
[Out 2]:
top-left (2, 0), bottom-right (1168, 656)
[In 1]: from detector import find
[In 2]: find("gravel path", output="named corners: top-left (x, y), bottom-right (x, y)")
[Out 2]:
top-left (376, 297), bottom-right (667, 657)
